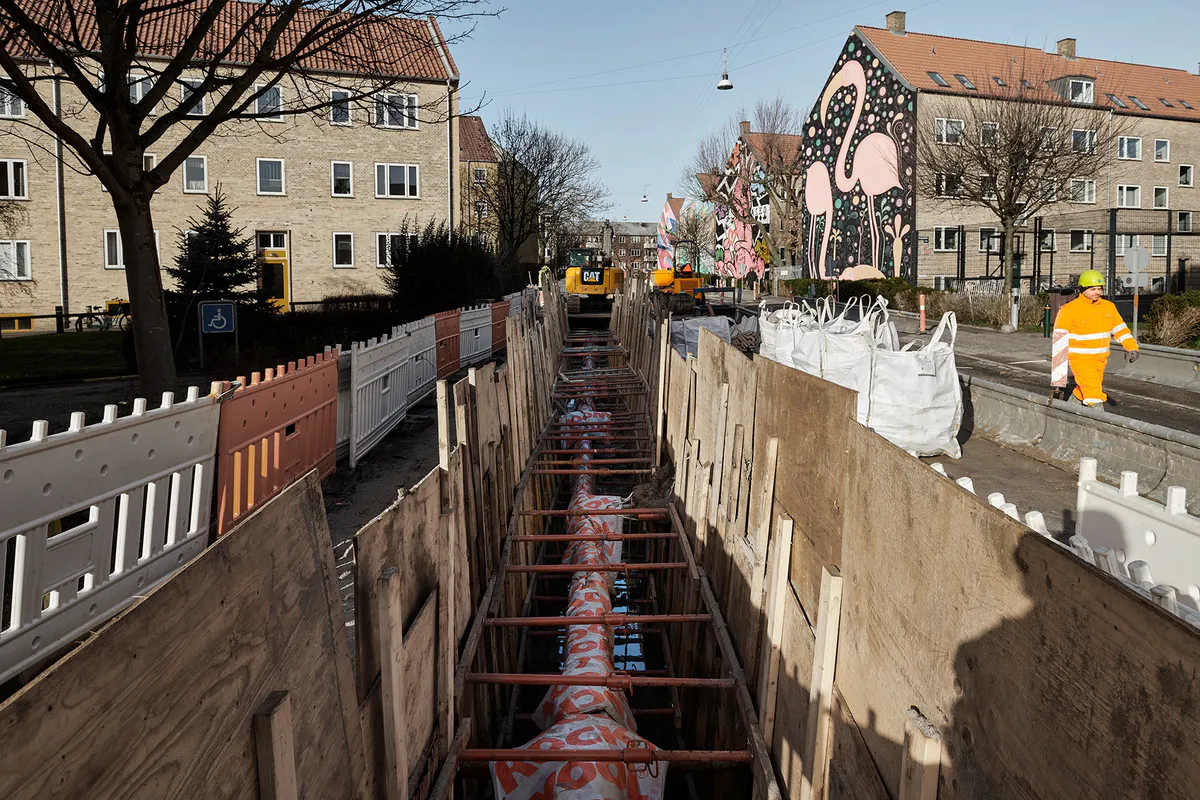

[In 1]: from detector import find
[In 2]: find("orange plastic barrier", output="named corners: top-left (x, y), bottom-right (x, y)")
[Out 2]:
top-left (213, 350), bottom-right (339, 534)
top-left (435, 309), bottom-right (461, 380)
top-left (491, 300), bottom-right (510, 354)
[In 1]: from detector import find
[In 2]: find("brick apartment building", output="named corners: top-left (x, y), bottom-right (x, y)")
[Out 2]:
top-left (0, 11), bottom-right (461, 329)
top-left (458, 115), bottom-right (538, 265)
top-left (576, 221), bottom-right (658, 273)
top-left (798, 11), bottom-right (1200, 289)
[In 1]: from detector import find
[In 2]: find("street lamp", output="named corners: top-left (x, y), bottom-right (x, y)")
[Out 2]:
top-left (717, 48), bottom-right (733, 91)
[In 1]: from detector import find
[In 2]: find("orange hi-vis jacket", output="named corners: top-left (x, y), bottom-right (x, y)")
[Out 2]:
top-left (1053, 296), bottom-right (1139, 405)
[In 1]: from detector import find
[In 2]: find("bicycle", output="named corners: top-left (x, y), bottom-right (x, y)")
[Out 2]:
top-left (75, 300), bottom-right (131, 332)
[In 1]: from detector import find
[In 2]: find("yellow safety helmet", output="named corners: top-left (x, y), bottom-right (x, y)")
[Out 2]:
top-left (1078, 270), bottom-right (1105, 288)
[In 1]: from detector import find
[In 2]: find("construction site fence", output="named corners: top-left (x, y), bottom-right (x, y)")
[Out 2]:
top-left (0, 291), bottom-right (535, 689)
top-left (613, 275), bottom-right (1200, 800)
top-left (0, 277), bottom-right (567, 798)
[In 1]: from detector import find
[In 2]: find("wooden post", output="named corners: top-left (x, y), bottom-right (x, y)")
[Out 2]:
top-left (654, 315), bottom-right (670, 467)
top-left (436, 379), bottom-right (451, 471)
top-left (379, 567), bottom-right (410, 800)
top-left (900, 709), bottom-right (943, 800)
top-left (756, 514), bottom-right (795, 749)
top-left (253, 691), bottom-right (299, 800)
top-left (707, 382), bottom-right (730, 528)
top-left (800, 566), bottom-right (843, 800)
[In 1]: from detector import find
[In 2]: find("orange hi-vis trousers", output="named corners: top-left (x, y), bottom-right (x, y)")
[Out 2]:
top-left (1052, 296), bottom-right (1138, 405)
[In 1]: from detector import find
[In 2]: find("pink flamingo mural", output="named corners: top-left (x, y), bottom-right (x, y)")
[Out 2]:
top-left (804, 161), bottom-right (833, 278)
top-left (820, 59), bottom-right (901, 279)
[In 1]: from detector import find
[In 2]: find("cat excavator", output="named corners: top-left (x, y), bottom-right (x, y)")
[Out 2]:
top-left (563, 247), bottom-right (624, 314)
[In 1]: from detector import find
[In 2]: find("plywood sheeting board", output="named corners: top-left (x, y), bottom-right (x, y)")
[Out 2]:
top-left (0, 473), bottom-right (363, 800)
top-left (837, 423), bottom-right (1200, 799)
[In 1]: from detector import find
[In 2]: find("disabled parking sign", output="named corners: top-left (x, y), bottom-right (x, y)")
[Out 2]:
top-left (199, 301), bottom-right (236, 334)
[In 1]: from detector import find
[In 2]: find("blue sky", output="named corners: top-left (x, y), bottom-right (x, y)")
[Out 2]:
top-left (448, 0), bottom-right (1200, 223)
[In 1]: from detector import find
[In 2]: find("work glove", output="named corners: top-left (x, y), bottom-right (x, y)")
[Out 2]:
top-left (1126, 350), bottom-right (1140, 364)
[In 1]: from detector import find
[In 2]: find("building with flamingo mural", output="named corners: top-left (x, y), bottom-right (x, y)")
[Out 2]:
top-left (802, 10), bottom-right (1200, 287)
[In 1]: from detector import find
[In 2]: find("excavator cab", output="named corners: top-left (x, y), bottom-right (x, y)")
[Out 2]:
top-left (564, 248), bottom-right (623, 313)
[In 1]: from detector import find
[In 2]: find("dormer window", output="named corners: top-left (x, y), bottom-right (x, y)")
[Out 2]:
top-left (1069, 79), bottom-right (1094, 104)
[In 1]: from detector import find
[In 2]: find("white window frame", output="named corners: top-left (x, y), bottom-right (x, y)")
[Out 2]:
top-left (473, 167), bottom-right (487, 185)
top-left (182, 155), bottom-right (208, 194)
top-left (1069, 79), bottom-right (1095, 104)
top-left (0, 79), bottom-right (26, 118)
top-left (374, 162), bottom-right (420, 198)
top-left (375, 231), bottom-right (416, 268)
top-left (256, 157), bottom-right (286, 195)
top-left (1118, 136), bottom-right (1142, 161)
top-left (99, 152), bottom-right (157, 193)
top-left (0, 240), bottom-right (31, 280)
top-left (1069, 229), bottom-right (1094, 253)
top-left (1179, 211), bottom-right (1193, 233)
top-left (332, 232), bottom-right (355, 268)
top-left (0, 158), bottom-right (27, 200)
top-left (103, 229), bottom-right (159, 269)
top-left (128, 73), bottom-right (154, 107)
top-left (1153, 186), bottom-right (1169, 210)
top-left (180, 78), bottom-right (205, 116)
top-left (254, 84), bottom-right (283, 121)
top-left (1115, 234), bottom-right (1139, 256)
top-left (1071, 129), bottom-right (1096, 154)
top-left (980, 175), bottom-right (998, 200)
top-left (934, 172), bottom-right (963, 198)
top-left (374, 93), bottom-right (418, 130)
top-left (329, 89), bottom-right (352, 126)
top-left (933, 226), bottom-right (960, 252)
top-left (473, 199), bottom-right (488, 219)
top-left (1041, 127), bottom-right (1057, 151)
top-left (978, 227), bottom-right (999, 253)
top-left (1152, 235), bottom-right (1168, 257)
top-left (935, 117), bottom-right (965, 146)
top-left (1070, 179), bottom-right (1096, 204)
top-left (980, 122), bottom-right (999, 148)
top-left (1039, 229), bottom-right (1057, 253)
top-left (1155, 139), bottom-right (1171, 163)
top-left (331, 161), bottom-right (354, 197)
top-left (1180, 165), bottom-right (1195, 188)
top-left (1117, 184), bottom-right (1141, 208)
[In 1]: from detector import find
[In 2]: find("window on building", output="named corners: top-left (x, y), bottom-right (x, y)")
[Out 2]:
top-left (1069, 79), bottom-right (1095, 104)
top-left (255, 84), bottom-right (283, 120)
top-left (1180, 164), bottom-right (1194, 187)
top-left (374, 93), bottom-right (418, 129)
top-left (128, 74), bottom-right (154, 105)
top-left (256, 158), bottom-right (285, 195)
top-left (1152, 235), bottom-right (1168, 256)
top-left (1180, 99), bottom-right (1194, 110)
top-left (632, 248), bottom-right (642, 257)
top-left (99, 152), bottom-right (156, 193)
top-left (332, 232), bottom-right (354, 267)
top-left (180, 79), bottom-right (205, 116)
top-left (1115, 234), bottom-right (1139, 256)
top-left (953, 74), bottom-right (976, 90)
top-left (1117, 185), bottom-right (1141, 208)
top-left (1178, 211), bottom-right (1193, 232)
top-left (473, 167), bottom-right (487, 184)
top-left (1039, 229), bottom-right (1056, 252)
top-left (1021, 79), bottom-right (1035, 89)
top-left (1118, 136), bottom-right (1141, 160)
top-left (981, 122), bottom-right (999, 148)
top-left (1070, 179), bottom-right (1096, 204)
top-left (331, 161), bottom-right (353, 197)
top-left (933, 227), bottom-right (960, 251)
top-left (1155, 139), bottom-right (1171, 162)
top-left (992, 76), bottom-right (1007, 87)
top-left (1071, 129), bottom-right (1096, 153)
top-left (0, 159), bottom-right (27, 199)
top-left (935, 117), bottom-right (965, 145)
top-left (104, 229), bottom-right (159, 268)
top-left (330, 90), bottom-right (351, 125)
top-left (183, 155), bottom-right (207, 193)
top-left (978, 227), bottom-right (1000, 253)
top-left (376, 232), bottom-right (411, 268)
top-left (980, 174), bottom-right (998, 199)
top-left (619, 248), bottom-right (627, 256)
top-left (1159, 98), bottom-right (1173, 108)
top-left (1129, 96), bottom-right (1149, 110)
top-left (0, 80), bottom-right (24, 118)
top-left (1040, 179), bottom-right (1059, 202)
top-left (1041, 126), bottom-right (1058, 151)
top-left (1106, 93), bottom-right (1128, 108)
top-left (934, 172), bottom-right (963, 197)
top-left (0, 240), bottom-right (30, 280)
top-left (1070, 229), bottom-right (1093, 252)
top-left (474, 200), bottom-right (488, 218)
top-left (928, 71), bottom-right (950, 87)
top-left (374, 163), bottom-right (419, 197)
top-left (1154, 186), bottom-right (1169, 209)
top-left (619, 235), bottom-right (626, 242)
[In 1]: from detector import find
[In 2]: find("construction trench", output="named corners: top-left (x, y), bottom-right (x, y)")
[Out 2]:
top-left (0, 277), bottom-right (1197, 800)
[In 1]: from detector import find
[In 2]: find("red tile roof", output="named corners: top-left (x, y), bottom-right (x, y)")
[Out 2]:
top-left (858, 25), bottom-right (1200, 122)
top-left (743, 132), bottom-right (804, 167)
top-left (696, 172), bottom-right (721, 199)
top-left (7, 0), bottom-right (456, 82)
top-left (459, 115), bottom-right (496, 162)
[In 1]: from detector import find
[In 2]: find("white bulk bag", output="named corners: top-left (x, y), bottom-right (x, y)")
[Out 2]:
top-left (758, 301), bottom-right (779, 363)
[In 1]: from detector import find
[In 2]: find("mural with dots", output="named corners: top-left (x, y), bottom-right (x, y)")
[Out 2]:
top-left (801, 34), bottom-right (916, 281)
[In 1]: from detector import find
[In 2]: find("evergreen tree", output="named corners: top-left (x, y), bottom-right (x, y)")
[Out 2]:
top-left (167, 185), bottom-right (265, 306)
top-left (383, 217), bottom-right (499, 319)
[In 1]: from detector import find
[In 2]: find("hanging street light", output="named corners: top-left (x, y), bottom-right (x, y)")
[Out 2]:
top-left (717, 48), bottom-right (733, 91)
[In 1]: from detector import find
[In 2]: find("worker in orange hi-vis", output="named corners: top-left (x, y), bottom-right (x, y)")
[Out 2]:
top-left (1052, 270), bottom-right (1139, 407)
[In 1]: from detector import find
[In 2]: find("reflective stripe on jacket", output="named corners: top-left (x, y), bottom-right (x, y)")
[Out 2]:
top-left (1052, 296), bottom-right (1139, 357)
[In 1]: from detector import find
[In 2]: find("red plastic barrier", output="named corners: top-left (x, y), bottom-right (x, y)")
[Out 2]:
top-left (435, 309), bottom-right (461, 380)
top-left (491, 301), bottom-right (510, 355)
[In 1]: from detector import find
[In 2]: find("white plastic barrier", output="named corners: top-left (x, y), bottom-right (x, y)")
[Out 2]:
top-left (396, 316), bottom-right (436, 406)
top-left (0, 389), bottom-right (219, 684)
top-left (336, 349), bottom-right (352, 457)
top-left (459, 303), bottom-right (493, 367)
top-left (348, 332), bottom-right (411, 469)
top-left (1075, 457), bottom-right (1200, 615)
top-left (506, 290), bottom-right (524, 319)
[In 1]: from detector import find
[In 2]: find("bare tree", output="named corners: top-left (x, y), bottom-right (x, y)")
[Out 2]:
top-left (681, 96), bottom-right (807, 271)
top-left (916, 63), bottom-right (1129, 312)
top-left (473, 110), bottom-right (608, 273)
top-left (0, 0), bottom-right (490, 392)
top-left (669, 201), bottom-right (715, 272)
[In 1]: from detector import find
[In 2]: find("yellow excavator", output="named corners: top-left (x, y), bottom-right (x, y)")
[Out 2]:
top-left (563, 247), bottom-right (624, 314)
top-left (650, 263), bottom-right (702, 315)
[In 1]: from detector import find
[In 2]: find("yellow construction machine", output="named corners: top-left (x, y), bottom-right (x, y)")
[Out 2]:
top-left (563, 248), bottom-right (623, 314)
top-left (650, 265), bottom-right (702, 315)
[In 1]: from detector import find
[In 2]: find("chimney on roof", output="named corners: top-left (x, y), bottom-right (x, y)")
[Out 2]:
top-left (886, 11), bottom-right (906, 34)
top-left (1057, 38), bottom-right (1076, 59)
top-left (739, 120), bottom-right (751, 137)
top-left (667, 193), bottom-right (673, 200)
